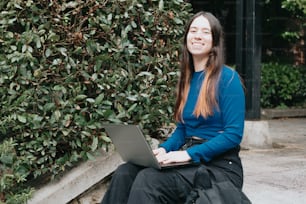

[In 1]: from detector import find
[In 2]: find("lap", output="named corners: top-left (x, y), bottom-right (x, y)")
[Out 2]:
top-left (117, 163), bottom-right (200, 186)
top-left (116, 151), bottom-right (242, 189)
top-left (102, 147), bottom-right (243, 204)
top-left (128, 165), bottom-right (197, 204)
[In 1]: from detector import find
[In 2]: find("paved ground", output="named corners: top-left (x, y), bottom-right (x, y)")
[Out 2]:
top-left (75, 118), bottom-right (306, 204)
top-left (241, 118), bottom-right (306, 204)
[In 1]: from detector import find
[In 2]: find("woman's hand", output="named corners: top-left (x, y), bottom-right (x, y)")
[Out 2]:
top-left (155, 150), bottom-right (192, 164)
top-left (153, 147), bottom-right (166, 157)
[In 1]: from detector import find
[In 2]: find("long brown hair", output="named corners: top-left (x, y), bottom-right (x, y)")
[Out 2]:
top-left (174, 11), bottom-right (225, 122)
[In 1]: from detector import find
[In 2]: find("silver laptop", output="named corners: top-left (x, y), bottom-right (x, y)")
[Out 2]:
top-left (103, 124), bottom-right (198, 169)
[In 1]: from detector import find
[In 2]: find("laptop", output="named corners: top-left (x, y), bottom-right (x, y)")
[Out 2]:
top-left (103, 124), bottom-right (199, 169)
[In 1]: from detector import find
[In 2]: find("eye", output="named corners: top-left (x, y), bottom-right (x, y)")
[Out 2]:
top-left (189, 29), bottom-right (197, 33)
top-left (203, 30), bottom-right (211, 35)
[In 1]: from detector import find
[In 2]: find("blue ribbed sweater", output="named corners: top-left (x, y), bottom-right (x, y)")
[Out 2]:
top-left (160, 66), bottom-right (245, 162)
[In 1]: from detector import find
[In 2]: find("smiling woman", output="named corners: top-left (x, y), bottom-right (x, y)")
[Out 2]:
top-left (101, 11), bottom-right (248, 204)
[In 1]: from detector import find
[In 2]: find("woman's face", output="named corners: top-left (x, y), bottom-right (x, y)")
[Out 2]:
top-left (186, 15), bottom-right (213, 59)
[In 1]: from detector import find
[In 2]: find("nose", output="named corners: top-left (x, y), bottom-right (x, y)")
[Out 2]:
top-left (194, 31), bottom-right (203, 39)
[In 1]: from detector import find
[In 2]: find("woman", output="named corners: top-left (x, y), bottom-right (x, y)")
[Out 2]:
top-left (101, 11), bottom-right (245, 204)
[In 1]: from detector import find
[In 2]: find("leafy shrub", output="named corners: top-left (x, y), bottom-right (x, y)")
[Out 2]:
top-left (0, 0), bottom-right (192, 202)
top-left (261, 62), bottom-right (306, 108)
top-left (0, 139), bottom-right (34, 204)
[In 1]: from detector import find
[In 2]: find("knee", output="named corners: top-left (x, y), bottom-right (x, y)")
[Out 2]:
top-left (135, 168), bottom-right (160, 181)
top-left (113, 163), bottom-right (143, 179)
top-left (116, 163), bottom-right (137, 173)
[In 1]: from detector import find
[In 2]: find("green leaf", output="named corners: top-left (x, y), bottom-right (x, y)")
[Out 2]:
top-left (91, 137), bottom-right (98, 151)
top-left (0, 155), bottom-right (14, 165)
top-left (95, 93), bottom-right (104, 105)
top-left (86, 98), bottom-right (95, 103)
top-left (54, 110), bottom-right (61, 120)
top-left (17, 115), bottom-right (27, 123)
top-left (101, 135), bottom-right (112, 143)
top-left (45, 48), bottom-right (52, 57)
top-left (127, 103), bottom-right (137, 112)
top-left (75, 95), bottom-right (87, 100)
top-left (86, 152), bottom-right (95, 161)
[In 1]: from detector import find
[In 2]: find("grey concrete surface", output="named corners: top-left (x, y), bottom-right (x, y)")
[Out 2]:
top-left (242, 120), bottom-right (272, 148)
top-left (241, 118), bottom-right (306, 204)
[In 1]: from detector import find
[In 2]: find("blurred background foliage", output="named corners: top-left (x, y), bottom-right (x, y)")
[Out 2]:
top-left (262, 0), bottom-right (305, 65)
top-left (261, 63), bottom-right (306, 108)
top-left (261, 0), bottom-right (305, 108)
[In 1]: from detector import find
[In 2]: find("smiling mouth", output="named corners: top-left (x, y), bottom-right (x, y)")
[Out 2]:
top-left (192, 43), bottom-right (205, 48)
top-left (192, 42), bottom-right (204, 45)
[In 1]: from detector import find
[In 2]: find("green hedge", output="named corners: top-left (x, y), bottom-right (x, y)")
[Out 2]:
top-left (0, 0), bottom-right (192, 202)
top-left (261, 62), bottom-right (306, 108)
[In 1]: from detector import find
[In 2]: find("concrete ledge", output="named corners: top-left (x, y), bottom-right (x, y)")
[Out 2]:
top-left (28, 150), bottom-right (122, 204)
top-left (261, 108), bottom-right (306, 119)
top-left (241, 120), bottom-right (272, 149)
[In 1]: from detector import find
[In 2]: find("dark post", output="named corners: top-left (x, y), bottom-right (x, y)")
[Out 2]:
top-left (236, 0), bottom-right (262, 120)
top-left (235, 0), bottom-right (244, 75)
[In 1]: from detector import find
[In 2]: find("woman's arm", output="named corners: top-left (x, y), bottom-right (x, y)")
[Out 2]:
top-left (187, 69), bottom-right (245, 162)
top-left (159, 122), bottom-right (186, 152)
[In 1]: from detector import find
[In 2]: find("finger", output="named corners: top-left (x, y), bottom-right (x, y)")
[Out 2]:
top-left (157, 154), bottom-right (170, 163)
top-left (156, 154), bottom-right (164, 163)
top-left (160, 154), bottom-right (175, 164)
top-left (161, 157), bottom-right (174, 164)
top-left (152, 149), bottom-right (158, 155)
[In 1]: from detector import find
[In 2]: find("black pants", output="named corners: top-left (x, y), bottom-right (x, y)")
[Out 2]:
top-left (101, 147), bottom-right (243, 204)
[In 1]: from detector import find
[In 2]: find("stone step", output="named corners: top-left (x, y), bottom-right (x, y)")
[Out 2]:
top-left (27, 150), bottom-right (123, 204)
top-left (261, 108), bottom-right (306, 119)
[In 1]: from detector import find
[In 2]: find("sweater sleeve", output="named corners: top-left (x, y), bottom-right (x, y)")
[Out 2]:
top-left (187, 70), bottom-right (245, 162)
top-left (159, 122), bottom-right (186, 152)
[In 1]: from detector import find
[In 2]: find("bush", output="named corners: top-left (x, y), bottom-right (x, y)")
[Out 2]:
top-left (0, 0), bottom-right (192, 202)
top-left (0, 139), bottom-right (34, 204)
top-left (261, 62), bottom-right (306, 108)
